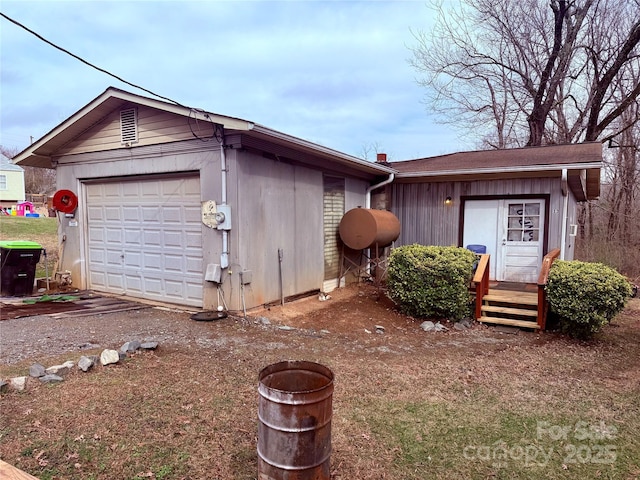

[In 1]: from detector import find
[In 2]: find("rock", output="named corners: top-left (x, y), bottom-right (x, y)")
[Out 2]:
top-left (453, 322), bottom-right (467, 331)
top-left (100, 349), bottom-right (120, 366)
top-left (257, 316), bottom-right (271, 326)
top-left (434, 322), bottom-right (449, 332)
top-left (0, 380), bottom-right (8, 393)
top-left (63, 360), bottom-right (76, 369)
top-left (78, 342), bottom-right (101, 350)
top-left (459, 318), bottom-right (473, 329)
top-left (375, 325), bottom-right (385, 334)
top-left (320, 329), bottom-right (330, 335)
top-left (29, 363), bottom-right (46, 378)
top-left (10, 376), bottom-right (27, 391)
top-left (39, 374), bottom-right (64, 384)
top-left (118, 352), bottom-right (127, 361)
top-left (278, 325), bottom-right (295, 331)
top-left (78, 355), bottom-right (98, 372)
top-left (45, 364), bottom-right (70, 376)
top-left (140, 342), bottom-right (158, 350)
top-left (420, 321), bottom-right (436, 332)
top-left (120, 340), bottom-right (141, 353)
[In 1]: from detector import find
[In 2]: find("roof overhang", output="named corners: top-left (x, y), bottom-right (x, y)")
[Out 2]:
top-left (11, 87), bottom-right (395, 179)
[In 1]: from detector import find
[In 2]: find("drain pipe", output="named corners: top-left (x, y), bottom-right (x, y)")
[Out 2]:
top-left (220, 136), bottom-right (229, 269)
top-left (365, 173), bottom-right (395, 209)
top-left (560, 168), bottom-right (569, 260)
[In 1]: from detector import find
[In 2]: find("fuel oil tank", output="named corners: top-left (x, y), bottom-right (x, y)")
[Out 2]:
top-left (338, 208), bottom-right (400, 250)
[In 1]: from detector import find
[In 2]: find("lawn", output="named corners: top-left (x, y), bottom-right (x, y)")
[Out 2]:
top-left (0, 287), bottom-right (638, 480)
top-left (0, 215), bottom-right (59, 278)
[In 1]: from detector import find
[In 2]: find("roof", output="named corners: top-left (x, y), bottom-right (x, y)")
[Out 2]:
top-left (389, 142), bottom-right (602, 200)
top-left (12, 87), bottom-right (395, 178)
top-left (0, 157), bottom-right (24, 172)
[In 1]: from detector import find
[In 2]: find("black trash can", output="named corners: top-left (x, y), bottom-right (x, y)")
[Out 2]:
top-left (0, 241), bottom-right (42, 296)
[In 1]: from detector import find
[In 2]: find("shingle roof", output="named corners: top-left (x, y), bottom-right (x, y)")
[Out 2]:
top-left (0, 157), bottom-right (24, 172)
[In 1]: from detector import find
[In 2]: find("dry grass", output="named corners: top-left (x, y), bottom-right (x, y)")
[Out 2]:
top-left (1, 287), bottom-right (639, 479)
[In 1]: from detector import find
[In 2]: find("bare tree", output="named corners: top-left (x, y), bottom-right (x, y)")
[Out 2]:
top-left (411, 0), bottom-right (640, 147)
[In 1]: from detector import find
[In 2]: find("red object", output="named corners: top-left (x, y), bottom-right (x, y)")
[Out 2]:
top-left (52, 189), bottom-right (78, 213)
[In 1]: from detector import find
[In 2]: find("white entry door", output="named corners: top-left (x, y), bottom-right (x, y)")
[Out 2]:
top-left (498, 200), bottom-right (545, 283)
top-left (463, 199), bottom-right (545, 283)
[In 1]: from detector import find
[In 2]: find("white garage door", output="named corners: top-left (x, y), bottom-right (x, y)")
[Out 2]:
top-left (86, 175), bottom-right (203, 306)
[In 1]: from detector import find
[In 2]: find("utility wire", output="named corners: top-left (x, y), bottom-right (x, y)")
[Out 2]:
top-left (0, 11), bottom-right (187, 108)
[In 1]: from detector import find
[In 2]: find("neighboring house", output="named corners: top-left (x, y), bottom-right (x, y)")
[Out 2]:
top-left (0, 156), bottom-right (26, 207)
top-left (385, 143), bottom-right (602, 283)
top-left (13, 87), bottom-right (396, 310)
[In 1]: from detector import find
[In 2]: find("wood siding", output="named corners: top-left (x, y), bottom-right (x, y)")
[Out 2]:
top-left (391, 177), bottom-right (566, 255)
top-left (57, 104), bottom-right (197, 156)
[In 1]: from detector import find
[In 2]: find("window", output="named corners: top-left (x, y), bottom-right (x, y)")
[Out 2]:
top-left (507, 202), bottom-right (540, 242)
top-left (0, 175), bottom-right (6, 190)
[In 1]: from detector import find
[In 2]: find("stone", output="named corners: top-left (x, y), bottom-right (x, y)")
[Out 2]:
top-left (78, 355), bottom-right (97, 372)
top-left (434, 322), bottom-right (449, 332)
top-left (120, 340), bottom-right (141, 353)
top-left (453, 322), bottom-right (467, 331)
top-left (10, 376), bottom-right (27, 391)
top-left (63, 360), bottom-right (76, 369)
top-left (140, 342), bottom-right (158, 350)
top-left (100, 349), bottom-right (120, 366)
top-left (29, 363), bottom-right (46, 378)
top-left (420, 321), bottom-right (436, 332)
top-left (459, 318), bottom-right (473, 329)
top-left (375, 325), bottom-right (385, 334)
top-left (118, 352), bottom-right (127, 361)
top-left (46, 364), bottom-right (70, 376)
top-left (0, 380), bottom-right (8, 393)
top-left (278, 325), bottom-right (295, 331)
top-left (257, 316), bottom-right (271, 326)
top-left (39, 374), bottom-right (64, 384)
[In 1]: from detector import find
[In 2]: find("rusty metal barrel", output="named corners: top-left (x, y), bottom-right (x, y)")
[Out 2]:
top-left (258, 361), bottom-right (334, 480)
top-left (338, 208), bottom-right (400, 250)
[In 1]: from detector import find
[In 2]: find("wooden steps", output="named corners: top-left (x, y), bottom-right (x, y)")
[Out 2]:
top-left (477, 288), bottom-right (540, 330)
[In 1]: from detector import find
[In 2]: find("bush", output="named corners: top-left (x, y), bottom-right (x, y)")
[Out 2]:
top-left (546, 260), bottom-right (631, 339)
top-left (387, 244), bottom-right (476, 320)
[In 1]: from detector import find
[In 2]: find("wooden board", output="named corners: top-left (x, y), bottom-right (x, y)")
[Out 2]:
top-left (0, 459), bottom-right (40, 479)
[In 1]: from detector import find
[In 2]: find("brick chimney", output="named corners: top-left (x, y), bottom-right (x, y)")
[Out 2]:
top-left (376, 153), bottom-right (387, 163)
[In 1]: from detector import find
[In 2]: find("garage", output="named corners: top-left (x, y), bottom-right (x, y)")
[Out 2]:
top-left (85, 174), bottom-right (204, 307)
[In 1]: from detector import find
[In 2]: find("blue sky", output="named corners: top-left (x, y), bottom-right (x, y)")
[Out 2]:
top-left (0, 0), bottom-right (470, 161)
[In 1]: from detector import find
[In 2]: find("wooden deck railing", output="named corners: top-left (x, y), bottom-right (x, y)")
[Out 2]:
top-left (473, 254), bottom-right (490, 320)
top-left (537, 248), bottom-right (561, 330)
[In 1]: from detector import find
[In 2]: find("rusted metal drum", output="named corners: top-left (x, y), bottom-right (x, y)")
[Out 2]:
top-left (258, 361), bottom-right (334, 480)
top-left (338, 208), bottom-right (400, 250)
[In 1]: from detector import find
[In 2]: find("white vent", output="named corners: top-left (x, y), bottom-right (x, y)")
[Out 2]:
top-left (120, 108), bottom-right (138, 145)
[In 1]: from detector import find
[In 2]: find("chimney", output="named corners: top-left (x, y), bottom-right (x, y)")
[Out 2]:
top-left (376, 153), bottom-right (387, 163)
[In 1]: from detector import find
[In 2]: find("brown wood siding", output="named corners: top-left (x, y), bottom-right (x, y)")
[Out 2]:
top-left (57, 104), bottom-right (196, 155)
top-left (392, 178), bottom-right (564, 251)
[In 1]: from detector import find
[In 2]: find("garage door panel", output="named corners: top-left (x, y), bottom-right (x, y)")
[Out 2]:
top-left (86, 176), bottom-right (203, 307)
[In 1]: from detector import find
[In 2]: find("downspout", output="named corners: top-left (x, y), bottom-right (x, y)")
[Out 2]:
top-left (560, 168), bottom-right (568, 260)
top-left (220, 136), bottom-right (229, 268)
top-left (365, 173), bottom-right (395, 209)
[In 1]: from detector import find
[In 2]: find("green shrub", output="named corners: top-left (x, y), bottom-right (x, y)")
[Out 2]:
top-left (387, 244), bottom-right (476, 320)
top-left (546, 260), bottom-right (631, 339)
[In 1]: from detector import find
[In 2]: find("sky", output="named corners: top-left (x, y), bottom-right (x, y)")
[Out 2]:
top-left (0, 0), bottom-right (471, 162)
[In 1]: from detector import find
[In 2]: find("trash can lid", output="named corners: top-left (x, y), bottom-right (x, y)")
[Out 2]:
top-left (0, 240), bottom-right (42, 249)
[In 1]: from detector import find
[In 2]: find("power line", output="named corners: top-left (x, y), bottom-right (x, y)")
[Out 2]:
top-left (0, 11), bottom-right (187, 108)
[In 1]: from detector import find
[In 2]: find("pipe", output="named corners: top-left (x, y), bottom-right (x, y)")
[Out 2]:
top-left (560, 168), bottom-right (569, 260)
top-left (220, 135), bottom-right (229, 268)
top-left (365, 173), bottom-right (395, 209)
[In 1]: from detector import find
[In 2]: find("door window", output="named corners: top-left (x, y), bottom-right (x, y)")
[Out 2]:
top-left (507, 202), bottom-right (540, 242)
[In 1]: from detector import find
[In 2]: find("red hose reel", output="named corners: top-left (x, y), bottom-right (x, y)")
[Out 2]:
top-left (52, 189), bottom-right (78, 214)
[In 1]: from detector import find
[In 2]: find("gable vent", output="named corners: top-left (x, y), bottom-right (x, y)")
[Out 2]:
top-left (120, 108), bottom-right (138, 145)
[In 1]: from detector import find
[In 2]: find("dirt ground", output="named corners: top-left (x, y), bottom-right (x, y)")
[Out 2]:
top-left (1, 284), bottom-right (639, 479)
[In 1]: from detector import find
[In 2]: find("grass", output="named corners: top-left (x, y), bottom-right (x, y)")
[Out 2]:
top-left (0, 215), bottom-right (58, 278)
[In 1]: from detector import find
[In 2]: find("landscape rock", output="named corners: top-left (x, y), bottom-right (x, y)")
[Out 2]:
top-left (39, 374), bottom-right (64, 384)
top-left (46, 364), bottom-right (70, 376)
top-left (78, 355), bottom-right (98, 372)
top-left (140, 342), bottom-right (158, 350)
top-left (63, 360), bottom-right (76, 369)
top-left (120, 340), bottom-right (141, 353)
top-left (100, 349), bottom-right (120, 366)
top-left (256, 316), bottom-right (271, 326)
top-left (375, 325), bottom-right (385, 334)
top-left (434, 322), bottom-right (449, 332)
top-left (420, 321), bottom-right (436, 332)
top-left (10, 376), bottom-right (27, 391)
top-left (29, 363), bottom-right (46, 378)
top-left (278, 325), bottom-right (295, 331)
top-left (453, 322), bottom-right (467, 331)
top-left (0, 380), bottom-right (8, 393)
top-left (459, 318), bottom-right (473, 329)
